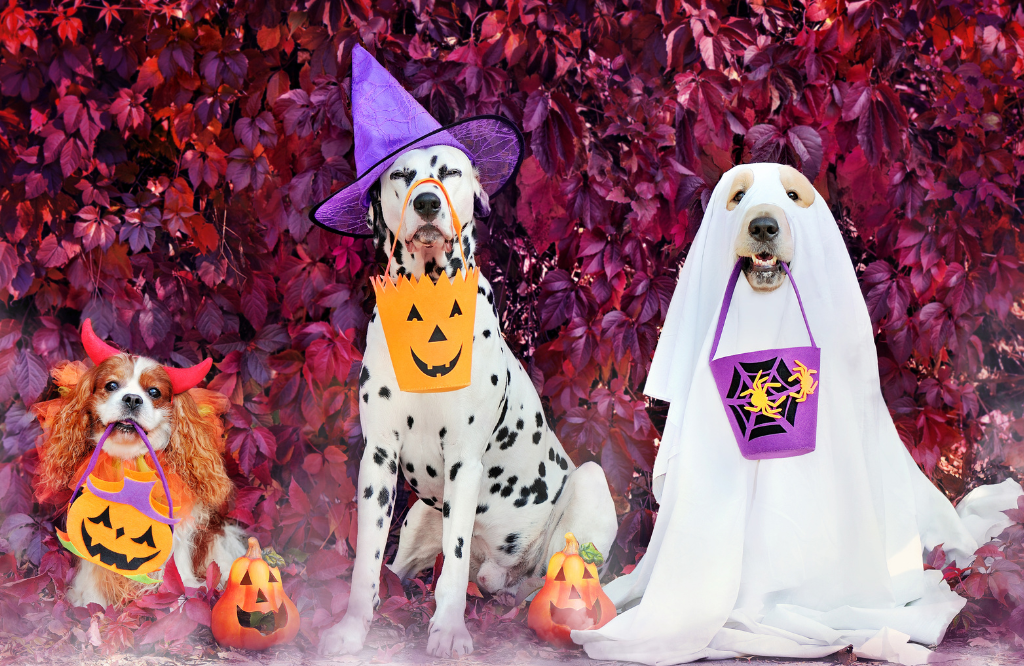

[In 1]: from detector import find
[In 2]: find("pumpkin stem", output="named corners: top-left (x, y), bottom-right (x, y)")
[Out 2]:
top-left (563, 532), bottom-right (579, 556)
top-left (246, 537), bottom-right (263, 559)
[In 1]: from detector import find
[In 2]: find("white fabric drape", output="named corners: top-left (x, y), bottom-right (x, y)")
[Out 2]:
top-left (572, 163), bottom-right (1022, 665)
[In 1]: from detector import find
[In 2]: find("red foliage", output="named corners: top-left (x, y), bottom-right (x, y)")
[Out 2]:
top-left (0, 0), bottom-right (1022, 658)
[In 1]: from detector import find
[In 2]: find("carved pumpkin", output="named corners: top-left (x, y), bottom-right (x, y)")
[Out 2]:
top-left (528, 533), bottom-right (616, 648)
top-left (212, 537), bottom-right (300, 650)
top-left (372, 178), bottom-right (479, 393)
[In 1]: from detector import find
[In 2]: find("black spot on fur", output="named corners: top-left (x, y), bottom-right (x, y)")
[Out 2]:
top-left (408, 416), bottom-right (414, 429)
top-left (496, 426), bottom-right (509, 441)
top-left (430, 155), bottom-right (438, 167)
top-left (359, 366), bottom-right (370, 387)
top-left (376, 517), bottom-right (384, 528)
top-left (426, 465), bottom-right (437, 477)
top-left (548, 448), bottom-right (555, 461)
top-left (533, 431), bottom-right (542, 444)
top-left (409, 477), bottom-right (418, 487)
top-left (449, 462), bottom-right (462, 480)
top-left (393, 430), bottom-right (399, 440)
top-left (406, 462), bottom-right (414, 473)
top-left (370, 311), bottom-right (377, 323)
top-left (500, 476), bottom-right (518, 498)
top-left (536, 412), bottom-right (544, 428)
top-left (375, 549), bottom-right (380, 559)
top-left (454, 537), bottom-right (463, 559)
top-left (531, 477), bottom-right (548, 504)
top-left (439, 427), bottom-right (447, 439)
top-left (363, 486), bottom-right (374, 499)
top-left (499, 431), bottom-right (518, 450)
top-left (363, 393), bottom-right (369, 403)
top-left (516, 419), bottom-right (524, 430)
top-left (558, 456), bottom-right (568, 470)
top-left (389, 460), bottom-right (398, 474)
top-left (538, 462), bottom-right (546, 477)
top-left (422, 497), bottom-right (435, 506)
top-left (468, 415), bottom-right (475, 424)
top-left (488, 466), bottom-right (503, 478)
top-left (483, 329), bottom-right (491, 338)
top-left (373, 447), bottom-right (387, 465)
top-left (476, 504), bottom-right (488, 514)
top-left (491, 374), bottom-right (499, 385)
top-left (379, 386), bottom-right (391, 399)
top-left (552, 475), bottom-right (568, 504)
top-left (378, 487), bottom-right (389, 508)
top-left (443, 501), bottom-right (450, 518)
top-left (490, 483), bottom-right (501, 494)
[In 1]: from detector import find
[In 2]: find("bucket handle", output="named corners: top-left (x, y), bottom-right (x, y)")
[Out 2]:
top-left (709, 259), bottom-right (816, 362)
top-left (382, 178), bottom-right (469, 281)
top-left (69, 421), bottom-right (176, 521)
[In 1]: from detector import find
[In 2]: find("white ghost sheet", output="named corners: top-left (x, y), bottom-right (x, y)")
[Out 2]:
top-left (572, 163), bottom-right (1022, 665)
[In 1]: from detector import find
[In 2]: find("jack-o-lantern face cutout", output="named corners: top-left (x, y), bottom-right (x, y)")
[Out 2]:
top-left (528, 533), bottom-right (616, 648)
top-left (64, 470), bottom-right (176, 579)
top-left (212, 538), bottom-right (300, 650)
top-left (372, 178), bottom-right (479, 393)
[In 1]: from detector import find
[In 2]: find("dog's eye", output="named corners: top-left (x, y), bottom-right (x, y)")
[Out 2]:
top-left (787, 190), bottom-right (799, 201)
top-left (105, 381), bottom-right (118, 392)
top-left (732, 191), bottom-right (745, 202)
top-left (148, 388), bottom-right (161, 399)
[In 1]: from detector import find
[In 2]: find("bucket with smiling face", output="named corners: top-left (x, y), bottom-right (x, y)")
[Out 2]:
top-left (709, 260), bottom-right (821, 460)
top-left (372, 178), bottom-right (479, 393)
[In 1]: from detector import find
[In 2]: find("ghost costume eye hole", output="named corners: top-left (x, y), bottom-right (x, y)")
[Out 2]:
top-left (787, 191), bottom-right (799, 201)
top-left (733, 191), bottom-right (745, 202)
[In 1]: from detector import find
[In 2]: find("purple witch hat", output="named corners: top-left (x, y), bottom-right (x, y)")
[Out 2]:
top-left (310, 44), bottom-right (525, 236)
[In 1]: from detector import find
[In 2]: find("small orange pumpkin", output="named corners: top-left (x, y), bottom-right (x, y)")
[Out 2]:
top-left (212, 537), bottom-right (300, 650)
top-left (528, 532), bottom-right (616, 648)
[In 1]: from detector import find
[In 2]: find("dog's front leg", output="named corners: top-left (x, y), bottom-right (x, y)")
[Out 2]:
top-left (319, 439), bottom-right (399, 655)
top-left (427, 457), bottom-right (483, 657)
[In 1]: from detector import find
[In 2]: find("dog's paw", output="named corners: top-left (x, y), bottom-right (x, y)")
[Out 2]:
top-left (318, 613), bottom-right (370, 655)
top-left (426, 618), bottom-right (474, 657)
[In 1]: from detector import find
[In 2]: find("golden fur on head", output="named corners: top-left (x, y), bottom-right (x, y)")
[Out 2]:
top-left (37, 356), bottom-right (233, 511)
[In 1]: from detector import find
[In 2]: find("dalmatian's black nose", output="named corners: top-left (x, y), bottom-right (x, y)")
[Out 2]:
top-left (413, 192), bottom-right (442, 218)
top-left (748, 217), bottom-right (779, 242)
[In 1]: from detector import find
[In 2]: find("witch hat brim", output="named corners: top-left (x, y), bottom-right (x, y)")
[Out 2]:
top-left (310, 114), bottom-right (524, 237)
top-left (308, 45), bottom-right (525, 237)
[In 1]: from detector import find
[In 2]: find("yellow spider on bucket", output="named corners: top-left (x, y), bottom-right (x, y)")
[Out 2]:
top-left (787, 360), bottom-right (818, 403)
top-left (740, 370), bottom-right (786, 419)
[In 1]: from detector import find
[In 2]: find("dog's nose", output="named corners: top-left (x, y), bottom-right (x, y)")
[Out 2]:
top-left (748, 216), bottom-right (779, 241)
top-left (122, 393), bottom-right (143, 410)
top-left (413, 192), bottom-right (442, 217)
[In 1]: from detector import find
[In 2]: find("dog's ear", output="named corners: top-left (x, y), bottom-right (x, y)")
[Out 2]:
top-left (38, 364), bottom-right (101, 499)
top-left (164, 391), bottom-right (233, 510)
top-left (367, 180), bottom-right (386, 247)
top-left (473, 190), bottom-right (491, 220)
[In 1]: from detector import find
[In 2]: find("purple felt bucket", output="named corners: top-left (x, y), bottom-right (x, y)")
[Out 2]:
top-left (709, 260), bottom-right (820, 460)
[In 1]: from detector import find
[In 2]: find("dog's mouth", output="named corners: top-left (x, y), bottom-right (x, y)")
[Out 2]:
top-left (745, 252), bottom-right (780, 272)
top-left (111, 419), bottom-right (146, 436)
top-left (409, 224), bottom-right (453, 249)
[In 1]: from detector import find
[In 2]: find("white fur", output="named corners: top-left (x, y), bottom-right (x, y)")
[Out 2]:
top-left (93, 356), bottom-right (173, 458)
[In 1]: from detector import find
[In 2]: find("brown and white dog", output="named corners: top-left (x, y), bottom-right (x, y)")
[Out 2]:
top-left (37, 320), bottom-right (246, 607)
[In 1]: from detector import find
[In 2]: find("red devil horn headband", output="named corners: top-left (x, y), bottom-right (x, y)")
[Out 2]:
top-left (81, 319), bottom-right (212, 395)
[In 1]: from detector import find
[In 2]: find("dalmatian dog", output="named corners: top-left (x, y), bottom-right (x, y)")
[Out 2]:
top-left (319, 145), bottom-right (618, 657)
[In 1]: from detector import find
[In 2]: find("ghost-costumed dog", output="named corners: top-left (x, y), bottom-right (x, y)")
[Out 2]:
top-left (311, 45), bottom-right (618, 658)
top-left (36, 320), bottom-right (247, 608)
top-left (573, 163), bottom-right (1023, 665)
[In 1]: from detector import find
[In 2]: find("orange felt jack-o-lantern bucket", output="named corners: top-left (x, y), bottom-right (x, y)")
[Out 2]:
top-left (57, 422), bottom-right (179, 584)
top-left (372, 178), bottom-right (479, 393)
top-left (528, 533), bottom-right (616, 648)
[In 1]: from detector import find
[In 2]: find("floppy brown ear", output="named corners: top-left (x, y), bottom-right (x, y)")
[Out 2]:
top-left (164, 390), bottom-right (233, 510)
top-left (38, 364), bottom-right (101, 499)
